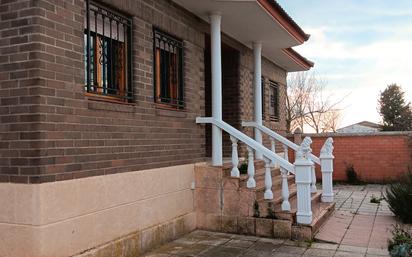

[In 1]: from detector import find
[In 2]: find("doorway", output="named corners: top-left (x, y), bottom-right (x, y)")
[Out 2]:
top-left (204, 36), bottom-right (241, 157)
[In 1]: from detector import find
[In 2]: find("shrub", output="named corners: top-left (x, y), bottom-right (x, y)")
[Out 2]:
top-left (386, 172), bottom-right (412, 224)
top-left (239, 162), bottom-right (248, 175)
top-left (239, 154), bottom-right (248, 175)
top-left (388, 225), bottom-right (412, 257)
top-left (346, 163), bottom-right (362, 184)
top-left (253, 200), bottom-right (260, 218)
top-left (266, 202), bottom-right (276, 219)
top-left (370, 194), bottom-right (383, 204)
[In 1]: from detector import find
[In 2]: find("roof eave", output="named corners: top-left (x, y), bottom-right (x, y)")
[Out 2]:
top-left (282, 48), bottom-right (314, 71)
top-left (257, 0), bottom-right (310, 44)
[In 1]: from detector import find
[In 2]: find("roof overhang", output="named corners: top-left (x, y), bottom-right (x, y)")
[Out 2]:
top-left (172, 0), bottom-right (314, 71)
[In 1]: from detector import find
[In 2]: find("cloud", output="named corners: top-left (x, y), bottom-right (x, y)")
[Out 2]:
top-left (290, 25), bottom-right (412, 127)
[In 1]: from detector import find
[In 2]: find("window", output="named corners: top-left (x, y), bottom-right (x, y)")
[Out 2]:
top-left (153, 28), bottom-right (184, 109)
top-left (84, 1), bottom-right (132, 102)
top-left (269, 80), bottom-right (279, 121)
top-left (261, 76), bottom-right (265, 117)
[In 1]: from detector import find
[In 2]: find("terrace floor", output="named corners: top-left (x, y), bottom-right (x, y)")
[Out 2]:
top-left (142, 185), bottom-right (398, 257)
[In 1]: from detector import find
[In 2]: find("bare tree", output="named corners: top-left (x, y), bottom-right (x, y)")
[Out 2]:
top-left (320, 110), bottom-right (341, 132)
top-left (286, 72), bottom-right (316, 133)
top-left (286, 71), bottom-right (344, 133)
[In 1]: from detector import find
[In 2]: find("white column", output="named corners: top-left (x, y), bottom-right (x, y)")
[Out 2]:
top-left (320, 137), bottom-right (334, 202)
top-left (253, 42), bottom-right (263, 159)
top-left (210, 13), bottom-right (223, 166)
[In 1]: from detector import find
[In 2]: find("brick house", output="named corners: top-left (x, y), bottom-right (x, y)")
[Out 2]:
top-left (0, 0), bottom-right (336, 257)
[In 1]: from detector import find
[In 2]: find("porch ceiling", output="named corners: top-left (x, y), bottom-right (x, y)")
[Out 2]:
top-left (172, 0), bottom-right (314, 71)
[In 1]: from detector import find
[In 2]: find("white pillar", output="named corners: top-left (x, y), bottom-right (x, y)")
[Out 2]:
top-left (294, 137), bottom-right (314, 225)
top-left (321, 155), bottom-right (334, 202)
top-left (295, 156), bottom-right (313, 225)
top-left (253, 42), bottom-right (263, 159)
top-left (210, 13), bottom-right (223, 166)
top-left (320, 137), bottom-right (334, 202)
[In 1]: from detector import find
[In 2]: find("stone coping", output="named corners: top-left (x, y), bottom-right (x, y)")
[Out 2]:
top-left (289, 131), bottom-right (412, 138)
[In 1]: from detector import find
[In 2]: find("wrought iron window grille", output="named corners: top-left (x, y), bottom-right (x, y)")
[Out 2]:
top-left (153, 28), bottom-right (184, 109)
top-left (269, 80), bottom-right (280, 121)
top-left (84, 0), bottom-right (133, 102)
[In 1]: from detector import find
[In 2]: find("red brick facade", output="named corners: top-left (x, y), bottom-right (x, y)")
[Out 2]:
top-left (0, 0), bottom-right (289, 184)
top-left (290, 132), bottom-right (412, 183)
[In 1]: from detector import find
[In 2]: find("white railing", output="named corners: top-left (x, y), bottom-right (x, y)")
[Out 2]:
top-left (196, 117), bottom-right (294, 210)
top-left (242, 121), bottom-right (320, 164)
top-left (197, 117), bottom-right (295, 172)
top-left (197, 117), bottom-right (332, 224)
top-left (242, 121), bottom-right (335, 207)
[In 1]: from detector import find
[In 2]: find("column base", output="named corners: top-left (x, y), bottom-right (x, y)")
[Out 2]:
top-left (296, 211), bottom-right (312, 225)
top-left (321, 194), bottom-right (334, 203)
top-left (264, 190), bottom-right (273, 200)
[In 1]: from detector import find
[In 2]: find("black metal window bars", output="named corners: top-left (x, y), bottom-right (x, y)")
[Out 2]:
top-left (85, 0), bottom-right (133, 101)
top-left (269, 80), bottom-right (280, 121)
top-left (153, 28), bottom-right (184, 109)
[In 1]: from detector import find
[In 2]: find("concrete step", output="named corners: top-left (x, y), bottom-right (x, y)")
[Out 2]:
top-left (238, 168), bottom-right (286, 188)
top-left (222, 159), bottom-right (266, 174)
top-left (253, 176), bottom-right (296, 201)
top-left (271, 189), bottom-right (336, 240)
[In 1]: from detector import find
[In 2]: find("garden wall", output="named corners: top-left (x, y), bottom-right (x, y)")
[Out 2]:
top-left (289, 131), bottom-right (412, 183)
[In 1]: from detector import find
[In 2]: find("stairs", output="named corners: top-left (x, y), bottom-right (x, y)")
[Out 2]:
top-left (195, 159), bottom-right (335, 240)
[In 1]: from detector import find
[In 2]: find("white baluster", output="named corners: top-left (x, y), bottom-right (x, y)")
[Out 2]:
top-left (246, 146), bottom-right (256, 188)
top-left (270, 138), bottom-right (278, 168)
top-left (263, 157), bottom-right (273, 199)
top-left (230, 135), bottom-right (240, 177)
top-left (311, 165), bottom-right (317, 193)
top-left (295, 137), bottom-right (313, 225)
top-left (281, 168), bottom-right (291, 211)
top-left (320, 137), bottom-right (334, 202)
top-left (283, 144), bottom-right (289, 162)
top-left (270, 138), bottom-right (276, 153)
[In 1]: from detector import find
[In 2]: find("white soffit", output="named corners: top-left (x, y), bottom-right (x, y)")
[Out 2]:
top-left (172, 0), bottom-right (310, 71)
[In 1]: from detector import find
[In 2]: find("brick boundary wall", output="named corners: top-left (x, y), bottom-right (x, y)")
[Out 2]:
top-left (289, 131), bottom-right (412, 183)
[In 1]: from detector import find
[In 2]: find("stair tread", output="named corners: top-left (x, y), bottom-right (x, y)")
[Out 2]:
top-left (257, 183), bottom-right (297, 203)
top-left (247, 175), bottom-right (295, 192)
top-left (274, 191), bottom-right (322, 213)
top-left (238, 167), bottom-right (281, 180)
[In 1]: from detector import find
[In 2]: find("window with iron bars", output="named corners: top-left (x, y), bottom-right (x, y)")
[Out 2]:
top-left (153, 28), bottom-right (184, 109)
top-left (262, 76), bottom-right (265, 117)
top-left (84, 1), bottom-right (133, 102)
top-left (269, 80), bottom-right (280, 121)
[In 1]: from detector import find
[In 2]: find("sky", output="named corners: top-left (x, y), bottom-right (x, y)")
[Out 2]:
top-left (277, 0), bottom-right (412, 128)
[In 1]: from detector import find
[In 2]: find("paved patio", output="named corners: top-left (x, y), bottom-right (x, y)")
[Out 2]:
top-left (316, 184), bottom-right (394, 249)
top-left (142, 185), bottom-right (396, 257)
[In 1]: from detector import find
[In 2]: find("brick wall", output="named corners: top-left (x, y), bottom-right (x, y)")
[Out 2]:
top-left (0, 0), bottom-right (207, 183)
top-left (0, 0), bottom-right (289, 184)
top-left (290, 132), bottom-right (412, 183)
top-left (238, 49), bottom-right (288, 155)
top-left (204, 32), bottom-right (288, 158)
